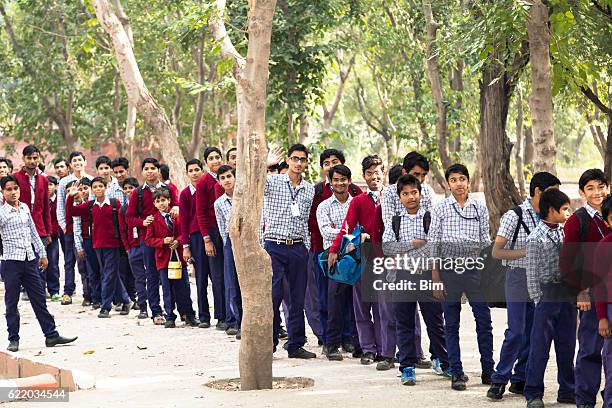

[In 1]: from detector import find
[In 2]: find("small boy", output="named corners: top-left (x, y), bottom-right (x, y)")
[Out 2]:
top-left (524, 188), bottom-right (576, 408)
top-left (46, 175), bottom-right (62, 301)
top-left (145, 189), bottom-right (198, 328)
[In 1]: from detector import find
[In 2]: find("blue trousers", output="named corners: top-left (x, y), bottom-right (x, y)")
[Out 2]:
top-left (96, 248), bottom-right (128, 312)
top-left (45, 235), bottom-right (61, 296)
top-left (305, 252), bottom-right (322, 340)
top-left (524, 284), bottom-right (576, 401)
top-left (326, 279), bottom-right (358, 348)
top-left (118, 251), bottom-right (136, 301)
top-left (62, 232), bottom-right (77, 296)
top-left (441, 268), bottom-right (494, 375)
top-left (128, 246), bottom-right (147, 310)
top-left (1, 259), bottom-right (59, 341)
top-left (159, 267), bottom-right (195, 321)
top-left (223, 239), bottom-right (242, 329)
top-left (83, 239), bottom-right (101, 304)
top-left (205, 227), bottom-right (226, 322)
top-left (603, 305), bottom-right (612, 408)
top-left (265, 241), bottom-right (308, 354)
top-left (575, 306), bottom-right (605, 405)
top-left (492, 267), bottom-right (535, 385)
top-left (190, 232), bottom-right (210, 323)
top-left (142, 241), bottom-right (162, 317)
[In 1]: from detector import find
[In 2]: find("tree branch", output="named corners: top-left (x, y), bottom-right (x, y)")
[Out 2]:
top-left (581, 85), bottom-right (612, 115)
top-left (354, 78), bottom-right (386, 137)
top-left (210, 0), bottom-right (246, 71)
top-left (592, 0), bottom-right (612, 21)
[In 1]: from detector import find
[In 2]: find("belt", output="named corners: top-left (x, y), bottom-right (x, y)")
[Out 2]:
top-left (265, 238), bottom-right (304, 246)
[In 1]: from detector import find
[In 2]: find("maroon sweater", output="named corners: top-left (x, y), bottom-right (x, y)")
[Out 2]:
top-left (13, 168), bottom-right (51, 237)
top-left (179, 185), bottom-right (200, 245)
top-left (125, 183), bottom-right (179, 242)
top-left (329, 191), bottom-right (383, 254)
top-left (67, 196), bottom-right (124, 249)
top-left (594, 233), bottom-right (612, 320)
top-left (196, 172), bottom-right (224, 234)
top-left (49, 196), bottom-right (60, 238)
top-left (144, 212), bottom-right (186, 270)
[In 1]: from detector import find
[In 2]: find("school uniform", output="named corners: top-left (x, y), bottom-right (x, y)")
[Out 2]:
top-left (45, 194), bottom-right (61, 296)
top-left (126, 181), bottom-right (179, 318)
top-left (144, 211), bottom-right (196, 323)
top-left (593, 231), bottom-right (612, 408)
top-left (180, 184), bottom-right (211, 324)
top-left (490, 198), bottom-right (538, 386)
top-left (262, 173), bottom-right (314, 354)
top-left (196, 172), bottom-right (227, 324)
top-left (120, 203), bottom-right (147, 311)
top-left (13, 168), bottom-right (52, 239)
top-left (524, 220), bottom-right (576, 402)
top-left (428, 194), bottom-right (494, 377)
top-left (560, 203), bottom-right (611, 407)
top-left (71, 202), bottom-right (101, 305)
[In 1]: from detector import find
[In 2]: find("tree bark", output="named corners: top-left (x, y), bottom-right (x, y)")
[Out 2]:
top-left (450, 61), bottom-right (464, 153)
top-left (523, 125), bottom-right (534, 175)
top-left (470, 130), bottom-right (483, 192)
top-left (581, 84), bottom-right (612, 182)
top-left (298, 113), bottom-right (309, 144)
top-left (515, 86), bottom-right (526, 197)
top-left (93, 0), bottom-right (188, 187)
top-left (210, 0), bottom-right (275, 391)
top-left (188, 36), bottom-right (207, 160)
top-left (527, 0), bottom-right (557, 174)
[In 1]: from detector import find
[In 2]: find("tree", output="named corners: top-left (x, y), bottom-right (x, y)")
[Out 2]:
top-left (209, 0), bottom-right (275, 390)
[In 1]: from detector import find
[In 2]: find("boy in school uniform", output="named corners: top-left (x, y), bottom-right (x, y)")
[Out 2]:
top-left (67, 177), bottom-right (133, 318)
top-left (111, 157), bottom-right (130, 204)
top-left (382, 174), bottom-right (449, 385)
top-left (145, 189), bottom-right (198, 328)
top-left (46, 175), bottom-right (62, 301)
top-left (180, 159), bottom-right (212, 328)
top-left (214, 165), bottom-right (242, 338)
top-left (560, 169), bottom-right (610, 408)
top-left (226, 147), bottom-right (237, 168)
top-left (0, 175), bottom-right (77, 352)
top-left (430, 163), bottom-right (494, 391)
top-left (0, 157), bottom-right (13, 177)
top-left (524, 189), bottom-right (576, 408)
top-left (487, 172), bottom-right (561, 400)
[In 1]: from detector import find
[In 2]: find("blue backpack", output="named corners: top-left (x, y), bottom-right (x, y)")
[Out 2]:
top-left (318, 225), bottom-right (366, 286)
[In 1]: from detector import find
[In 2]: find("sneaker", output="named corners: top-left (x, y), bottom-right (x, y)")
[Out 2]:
top-left (137, 310), bottom-right (149, 319)
top-left (114, 304), bottom-right (123, 312)
top-left (556, 395), bottom-right (575, 404)
top-left (91, 303), bottom-right (101, 310)
top-left (226, 326), bottom-right (238, 336)
top-left (401, 367), bottom-right (416, 386)
top-left (508, 381), bottom-right (525, 394)
top-left (165, 320), bottom-right (176, 328)
top-left (288, 347), bottom-right (316, 359)
top-left (376, 358), bottom-right (395, 371)
top-left (326, 347), bottom-right (343, 361)
top-left (61, 294), bottom-right (72, 305)
top-left (451, 372), bottom-right (467, 391)
top-left (481, 372), bottom-right (493, 385)
top-left (415, 358), bottom-right (432, 369)
top-left (50, 294), bottom-right (62, 302)
top-left (432, 358), bottom-right (444, 375)
top-left (82, 300), bottom-right (92, 307)
top-left (360, 352), bottom-right (376, 365)
top-left (98, 310), bottom-right (110, 318)
top-left (526, 397), bottom-right (544, 408)
top-left (486, 383), bottom-right (506, 400)
top-left (120, 301), bottom-right (133, 316)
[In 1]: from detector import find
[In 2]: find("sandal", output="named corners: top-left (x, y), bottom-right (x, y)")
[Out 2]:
top-left (153, 315), bottom-right (166, 325)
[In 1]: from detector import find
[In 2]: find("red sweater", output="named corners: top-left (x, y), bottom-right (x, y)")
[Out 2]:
top-left (594, 233), bottom-right (612, 320)
top-left (308, 180), bottom-right (363, 253)
top-left (144, 212), bottom-right (186, 270)
top-left (329, 192), bottom-right (383, 254)
top-left (196, 172), bottom-right (224, 233)
top-left (119, 205), bottom-right (139, 251)
top-left (125, 183), bottom-right (179, 242)
top-left (179, 185), bottom-right (200, 245)
top-left (13, 168), bottom-right (51, 237)
top-left (66, 196), bottom-right (124, 249)
top-left (49, 196), bottom-right (60, 238)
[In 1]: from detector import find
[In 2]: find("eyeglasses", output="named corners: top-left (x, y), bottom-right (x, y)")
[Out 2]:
top-left (289, 156), bottom-right (309, 164)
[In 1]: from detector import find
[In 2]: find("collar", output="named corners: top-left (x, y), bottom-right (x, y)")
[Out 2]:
top-left (50, 194), bottom-right (56, 203)
top-left (210, 172), bottom-right (218, 182)
top-left (2, 202), bottom-right (25, 212)
top-left (542, 221), bottom-right (559, 229)
top-left (449, 193), bottom-right (474, 208)
top-left (523, 198), bottom-right (534, 212)
top-left (161, 211), bottom-right (170, 218)
top-left (142, 181), bottom-right (164, 191)
top-left (21, 167), bottom-right (39, 178)
top-left (584, 203), bottom-right (602, 219)
top-left (331, 192), bottom-right (352, 205)
top-left (282, 173), bottom-right (304, 189)
top-left (366, 188), bottom-right (382, 197)
top-left (95, 197), bottom-right (111, 208)
top-left (401, 206), bottom-right (425, 218)
top-left (219, 193), bottom-right (232, 205)
top-left (189, 184), bottom-right (196, 195)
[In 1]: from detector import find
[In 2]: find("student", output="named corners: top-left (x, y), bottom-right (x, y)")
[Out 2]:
top-left (53, 158), bottom-right (69, 180)
top-left (126, 158), bottom-right (179, 325)
top-left (430, 163), bottom-right (493, 391)
top-left (263, 143), bottom-right (315, 359)
top-left (560, 169), bottom-right (611, 408)
top-left (487, 172), bottom-right (561, 400)
top-left (180, 159), bottom-right (212, 328)
top-left (67, 177), bottom-right (132, 318)
top-left (388, 164), bottom-right (403, 185)
top-left (0, 175), bottom-right (77, 352)
top-left (96, 156), bottom-right (127, 205)
top-left (226, 147), bottom-right (237, 168)
top-left (0, 157), bottom-right (13, 177)
top-left (524, 189), bottom-right (576, 408)
top-left (111, 157), bottom-right (129, 184)
top-left (316, 164), bottom-right (360, 361)
top-left (214, 165), bottom-right (242, 338)
top-left (145, 189), bottom-right (198, 328)
top-left (278, 162), bottom-right (289, 174)
top-left (327, 155), bottom-right (391, 368)
top-left (196, 147), bottom-right (227, 330)
top-left (46, 176), bottom-right (62, 301)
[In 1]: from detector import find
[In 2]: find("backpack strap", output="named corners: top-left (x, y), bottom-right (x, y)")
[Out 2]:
top-left (137, 187), bottom-right (144, 216)
top-left (574, 207), bottom-right (590, 242)
top-left (121, 204), bottom-right (129, 244)
top-left (88, 200), bottom-right (95, 237)
top-left (423, 211), bottom-right (431, 235)
top-left (110, 199), bottom-right (120, 240)
top-left (392, 215), bottom-right (401, 242)
top-left (509, 206), bottom-right (530, 250)
top-left (349, 183), bottom-right (359, 196)
top-left (314, 182), bottom-right (324, 197)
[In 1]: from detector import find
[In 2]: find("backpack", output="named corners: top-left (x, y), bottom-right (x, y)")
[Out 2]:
top-left (317, 225), bottom-right (367, 286)
top-left (566, 206), bottom-right (598, 291)
top-left (314, 182), bottom-right (360, 198)
top-left (574, 207), bottom-right (591, 242)
top-left (88, 198), bottom-right (122, 250)
top-left (391, 211), bottom-right (431, 242)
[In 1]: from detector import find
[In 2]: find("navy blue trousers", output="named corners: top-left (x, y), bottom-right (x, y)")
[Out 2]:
top-left (159, 266), bottom-right (195, 321)
top-left (95, 248), bottom-right (128, 312)
top-left (1, 259), bottom-right (58, 341)
top-left (128, 245), bottom-right (147, 310)
top-left (190, 232), bottom-right (210, 323)
top-left (142, 241), bottom-right (162, 317)
top-left (83, 239), bottom-right (101, 304)
top-left (575, 307), bottom-right (604, 405)
top-left (117, 251), bottom-right (136, 302)
top-left (45, 235), bottom-right (61, 296)
top-left (325, 279), bottom-right (358, 349)
top-left (205, 227), bottom-right (226, 322)
top-left (62, 232), bottom-right (77, 296)
top-left (224, 239), bottom-right (242, 330)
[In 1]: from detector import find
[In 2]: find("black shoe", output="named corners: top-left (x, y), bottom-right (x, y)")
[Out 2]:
top-left (279, 327), bottom-right (288, 339)
top-left (185, 315), bottom-right (200, 327)
top-left (98, 310), bottom-right (110, 318)
top-left (282, 341), bottom-right (289, 351)
top-left (326, 346), bottom-right (343, 361)
top-left (376, 357), bottom-right (395, 371)
top-left (341, 342), bottom-right (355, 354)
top-left (556, 395), bottom-right (575, 404)
top-left (486, 383), bottom-right (506, 400)
top-left (120, 301), bottom-right (133, 316)
top-left (45, 335), bottom-right (77, 347)
top-left (288, 347), bottom-right (316, 359)
top-left (508, 381), bottom-right (525, 394)
top-left (317, 338), bottom-right (323, 346)
top-left (82, 300), bottom-right (92, 307)
top-left (91, 303), bottom-right (101, 310)
top-left (481, 372), bottom-right (493, 385)
top-left (7, 340), bottom-right (19, 352)
top-left (235, 329), bottom-right (241, 340)
top-left (415, 357), bottom-right (432, 369)
top-left (226, 326), bottom-right (238, 336)
top-left (451, 372), bottom-right (467, 391)
top-left (165, 320), bottom-right (176, 328)
top-left (352, 346), bottom-right (363, 358)
top-left (526, 397), bottom-right (544, 408)
top-left (216, 321), bottom-right (228, 331)
top-left (360, 351), bottom-right (376, 365)
top-left (576, 404), bottom-right (595, 408)
top-left (131, 303), bottom-right (140, 310)
top-left (198, 321), bottom-right (211, 328)
top-left (137, 310), bottom-right (149, 319)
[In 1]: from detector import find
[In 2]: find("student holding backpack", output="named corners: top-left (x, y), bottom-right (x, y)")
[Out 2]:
top-left (486, 172), bottom-right (561, 400)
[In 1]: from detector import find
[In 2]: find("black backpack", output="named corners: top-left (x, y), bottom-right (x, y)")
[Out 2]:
top-left (391, 211), bottom-right (431, 241)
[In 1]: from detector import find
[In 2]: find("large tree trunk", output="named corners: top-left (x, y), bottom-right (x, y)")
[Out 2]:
top-left (515, 86), bottom-right (526, 197)
top-left (523, 125), bottom-right (534, 175)
top-left (188, 36), bottom-right (207, 159)
top-left (93, 0), bottom-right (187, 187)
top-left (527, 0), bottom-right (557, 174)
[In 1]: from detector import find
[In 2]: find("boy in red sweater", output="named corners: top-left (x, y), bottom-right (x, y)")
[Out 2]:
top-left (145, 189), bottom-right (198, 328)
top-left (45, 175), bottom-right (61, 301)
top-left (67, 177), bottom-right (132, 318)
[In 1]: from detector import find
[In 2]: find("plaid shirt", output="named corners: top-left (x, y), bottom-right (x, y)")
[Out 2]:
top-left (382, 206), bottom-right (430, 265)
top-left (496, 198), bottom-right (539, 268)
top-left (381, 182), bottom-right (434, 229)
top-left (57, 173), bottom-right (78, 231)
top-left (526, 220), bottom-right (564, 302)
top-left (106, 177), bottom-right (127, 205)
top-left (214, 193), bottom-right (232, 246)
top-left (0, 202), bottom-right (46, 261)
top-left (428, 194), bottom-right (491, 259)
top-left (316, 193), bottom-right (352, 250)
top-left (262, 173), bottom-right (314, 249)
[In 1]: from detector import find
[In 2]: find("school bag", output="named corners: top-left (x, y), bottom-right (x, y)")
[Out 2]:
top-left (564, 206), bottom-right (599, 292)
top-left (88, 198), bottom-right (123, 251)
top-left (317, 225), bottom-right (367, 286)
top-left (391, 211), bottom-right (431, 241)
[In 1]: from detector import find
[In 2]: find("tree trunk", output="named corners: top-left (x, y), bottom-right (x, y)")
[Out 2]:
top-left (450, 61), bottom-right (464, 153)
top-left (515, 86), bottom-right (526, 197)
top-left (605, 119), bottom-right (612, 183)
top-left (188, 36), bottom-right (207, 160)
top-left (527, 0), bottom-right (557, 175)
top-left (298, 113), bottom-right (309, 144)
top-left (523, 125), bottom-right (534, 175)
top-left (471, 131), bottom-right (483, 192)
top-left (93, 0), bottom-right (187, 188)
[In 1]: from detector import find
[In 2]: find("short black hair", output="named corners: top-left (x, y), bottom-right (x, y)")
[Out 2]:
top-left (141, 157), bottom-right (160, 170)
top-left (0, 157), bottom-right (14, 171)
top-left (79, 177), bottom-right (92, 187)
top-left (361, 155), bottom-right (384, 175)
top-left (578, 168), bottom-right (609, 191)
top-left (111, 157), bottom-right (129, 170)
top-left (186, 159), bottom-right (203, 172)
top-left (160, 164), bottom-right (170, 181)
top-left (396, 174), bottom-right (422, 196)
top-left (47, 175), bottom-right (58, 185)
top-left (22, 144), bottom-right (40, 156)
top-left (388, 164), bottom-right (403, 185)
top-left (95, 155), bottom-right (112, 169)
top-left (402, 151), bottom-right (429, 172)
top-left (278, 162), bottom-right (289, 172)
top-left (287, 143), bottom-right (309, 158)
top-left (226, 147), bottom-right (237, 161)
top-left (53, 158), bottom-right (67, 167)
top-left (445, 163), bottom-right (469, 181)
top-left (153, 188), bottom-right (170, 201)
top-left (91, 176), bottom-right (107, 187)
top-left (328, 164), bottom-right (352, 180)
top-left (319, 149), bottom-right (345, 167)
top-left (217, 164), bottom-right (235, 177)
top-left (68, 151), bottom-right (85, 163)
top-left (1, 175), bottom-right (18, 189)
top-left (121, 177), bottom-right (140, 189)
top-left (38, 163), bottom-right (45, 172)
top-left (539, 188), bottom-right (570, 220)
top-left (529, 171), bottom-right (561, 197)
top-left (65, 180), bottom-right (77, 189)
top-left (203, 146), bottom-right (222, 162)
top-left (601, 195), bottom-right (612, 221)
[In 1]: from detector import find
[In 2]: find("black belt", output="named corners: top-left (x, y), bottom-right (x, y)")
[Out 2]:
top-left (265, 238), bottom-right (304, 246)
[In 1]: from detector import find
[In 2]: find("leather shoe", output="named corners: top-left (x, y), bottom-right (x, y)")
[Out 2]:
top-left (120, 301), bottom-right (133, 315)
top-left (486, 383), bottom-right (505, 400)
top-left (7, 340), bottom-right (19, 352)
top-left (451, 372), bottom-right (467, 391)
top-left (341, 342), bottom-right (355, 354)
top-left (326, 346), bottom-right (343, 361)
top-left (481, 372), bottom-right (493, 385)
top-left (198, 321), bottom-right (211, 328)
top-left (288, 347), bottom-right (316, 359)
top-left (526, 397), bottom-right (544, 408)
top-left (185, 315), bottom-right (200, 327)
top-left (45, 335), bottom-right (77, 347)
top-left (508, 381), bottom-right (525, 394)
top-left (216, 321), bottom-right (228, 331)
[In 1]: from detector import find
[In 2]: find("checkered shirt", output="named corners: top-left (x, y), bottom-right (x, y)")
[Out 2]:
top-left (496, 198), bottom-right (539, 268)
top-left (106, 177), bottom-right (127, 205)
top-left (0, 202), bottom-right (46, 261)
top-left (381, 182), bottom-right (434, 232)
top-left (526, 220), bottom-right (564, 303)
top-left (214, 193), bottom-right (232, 246)
top-left (57, 173), bottom-right (78, 230)
top-left (382, 207), bottom-right (430, 257)
top-left (316, 193), bottom-right (352, 250)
